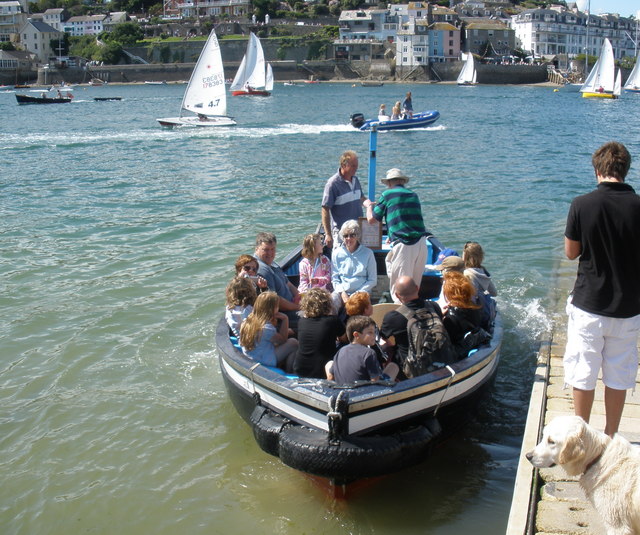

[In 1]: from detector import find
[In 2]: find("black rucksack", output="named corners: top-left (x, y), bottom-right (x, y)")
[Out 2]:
top-left (397, 303), bottom-right (456, 378)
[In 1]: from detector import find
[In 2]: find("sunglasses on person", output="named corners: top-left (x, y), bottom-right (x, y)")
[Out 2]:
top-left (242, 264), bottom-right (258, 272)
top-left (343, 233), bottom-right (358, 239)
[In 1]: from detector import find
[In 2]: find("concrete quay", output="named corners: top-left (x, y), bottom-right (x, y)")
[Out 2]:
top-left (506, 260), bottom-right (640, 535)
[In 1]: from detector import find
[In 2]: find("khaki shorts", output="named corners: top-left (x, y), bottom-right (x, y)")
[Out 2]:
top-left (563, 299), bottom-right (640, 390)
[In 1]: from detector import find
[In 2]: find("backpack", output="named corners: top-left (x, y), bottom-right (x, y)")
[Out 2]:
top-left (397, 303), bottom-right (456, 378)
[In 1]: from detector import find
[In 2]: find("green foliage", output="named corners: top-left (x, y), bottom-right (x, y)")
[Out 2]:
top-left (49, 33), bottom-right (70, 57)
top-left (0, 41), bottom-right (16, 51)
top-left (619, 55), bottom-right (636, 70)
top-left (105, 22), bottom-right (143, 46)
top-left (252, 0), bottom-right (280, 20)
top-left (96, 41), bottom-right (123, 64)
top-left (158, 43), bottom-right (171, 63)
top-left (306, 40), bottom-right (327, 60)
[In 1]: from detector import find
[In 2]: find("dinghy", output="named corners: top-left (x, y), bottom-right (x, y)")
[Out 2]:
top-left (216, 130), bottom-right (501, 487)
top-left (580, 38), bottom-right (618, 99)
top-left (457, 52), bottom-right (478, 86)
top-left (624, 52), bottom-right (640, 93)
top-left (350, 110), bottom-right (440, 131)
top-left (157, 30), bottom-right (236, 128)
top-left (230, 33), bottom-right (273, 97)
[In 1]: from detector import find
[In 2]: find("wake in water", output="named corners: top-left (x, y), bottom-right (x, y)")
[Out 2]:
top-left (0, 123), bottom-right (446, 150)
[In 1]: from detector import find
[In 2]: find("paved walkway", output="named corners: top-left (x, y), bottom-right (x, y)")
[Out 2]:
top-left (506, 260), bottom-right (640, 535)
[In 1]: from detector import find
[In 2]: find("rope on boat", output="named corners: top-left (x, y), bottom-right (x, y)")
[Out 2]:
top-left (434, 365), bottom-right (456, 417)
top-left (327, 390), bottom-right (349, 445)
top-left (249, 362), bottom-right (261, 406)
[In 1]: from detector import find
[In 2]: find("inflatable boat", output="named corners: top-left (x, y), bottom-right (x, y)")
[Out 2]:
top-left (350, 110), bottom-right (440, 131)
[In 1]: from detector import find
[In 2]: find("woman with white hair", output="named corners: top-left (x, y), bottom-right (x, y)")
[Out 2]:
top-left (331, 219), bottom-right (377, 311)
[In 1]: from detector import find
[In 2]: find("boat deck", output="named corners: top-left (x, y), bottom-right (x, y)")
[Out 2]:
top-left (506, 258), bottom-right (640, 535)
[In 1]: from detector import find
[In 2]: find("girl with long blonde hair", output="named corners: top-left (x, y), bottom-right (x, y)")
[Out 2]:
top-left (239, 291), bottom-right (298, 372)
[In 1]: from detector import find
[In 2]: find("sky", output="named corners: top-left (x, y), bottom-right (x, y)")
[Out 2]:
top-left (581, 1), bottom-right (639, 18)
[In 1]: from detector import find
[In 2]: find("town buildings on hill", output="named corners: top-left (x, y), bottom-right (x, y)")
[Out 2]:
top-left (0, 0), bottom-right (637, 73)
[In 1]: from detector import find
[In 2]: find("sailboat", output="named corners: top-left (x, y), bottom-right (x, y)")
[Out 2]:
top-left (157, 29), bottom-right (235, 128)
top-left (580, 38), bottom-right (617, 99)
top-left (230, 33), bottom-right (272, 96)
top-left (624, 52), bottom-right (640, 93)
top-left (457, 52), bottom-right (477, 86)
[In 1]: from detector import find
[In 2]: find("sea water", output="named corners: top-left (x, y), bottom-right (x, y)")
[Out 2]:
top-left (1, 82), bottom-right (639, 534)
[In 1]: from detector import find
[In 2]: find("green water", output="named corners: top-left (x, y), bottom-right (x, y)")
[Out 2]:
top-left (1, 82), bottom-right (639, 534)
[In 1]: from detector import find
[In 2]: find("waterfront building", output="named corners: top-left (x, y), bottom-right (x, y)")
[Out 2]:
top-left (42, 8), bottom-right (66, 32)
top-left (335, 9), bottom-right (398, 61)
top-left (65, 14), bottom-right (107, 37)
top-left (103, 12), bottom-right (129, 33)
top-left (18, 18), bottom-right (61, 63)
top-left (510, 7), bottom-right (636, 61)
top-left (396, 17), bottom-right (430, 67)
top-left (429, 22), bottom-right (461, 62)
top-left (0, 0), bottom-right (26, 43)
top-left (176, 0), bottom-right (250, 19)
top-left (461, 19), bottom-right (515, 57)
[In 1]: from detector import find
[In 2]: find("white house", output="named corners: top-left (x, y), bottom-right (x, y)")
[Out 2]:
top-left (0, 0), bottom-right (26, 42)
top-left (18, 18), bottom-right (61, 63)
top-left (66, 14), bottom-right (106, 37)
top-left (42, 8), bottom-right (65, 31)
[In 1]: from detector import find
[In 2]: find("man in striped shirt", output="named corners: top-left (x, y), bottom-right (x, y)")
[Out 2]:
top-left (367, 168), bottom-right (428, 304)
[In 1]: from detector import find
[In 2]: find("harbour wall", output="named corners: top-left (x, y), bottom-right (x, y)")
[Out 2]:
top-left (37, 60), bottom-right (549, 85)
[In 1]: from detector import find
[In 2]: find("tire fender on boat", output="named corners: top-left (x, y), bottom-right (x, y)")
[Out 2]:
top-left (250, 405), bottom-right (290, 457)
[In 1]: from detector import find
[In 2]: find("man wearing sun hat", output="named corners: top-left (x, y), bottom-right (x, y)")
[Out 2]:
top-left (366, 168), bottom-right (429, 303)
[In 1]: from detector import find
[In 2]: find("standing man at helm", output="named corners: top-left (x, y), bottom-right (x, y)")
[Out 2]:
top-left (366, 168), bottom-right (428, 304)
top-left (321, 150), bottom-right (372, 249)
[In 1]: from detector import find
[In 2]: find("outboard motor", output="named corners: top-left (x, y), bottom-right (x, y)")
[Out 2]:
top-left (350, 113), bottom-right (365, 129)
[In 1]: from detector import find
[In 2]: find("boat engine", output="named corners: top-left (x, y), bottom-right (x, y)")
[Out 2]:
top-left (350, 113), bottom-right (365, 129)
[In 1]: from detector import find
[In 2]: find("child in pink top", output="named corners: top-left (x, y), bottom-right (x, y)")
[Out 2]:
top-left (298, 233), bottom-right (332, 293)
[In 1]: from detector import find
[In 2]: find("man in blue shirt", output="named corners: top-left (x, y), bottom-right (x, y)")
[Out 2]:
top-left (321, 150), bottom-right (372, 248)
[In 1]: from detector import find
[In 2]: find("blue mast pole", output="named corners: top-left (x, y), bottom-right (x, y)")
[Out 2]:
top-left (368, 125), bottom-right (377, 201)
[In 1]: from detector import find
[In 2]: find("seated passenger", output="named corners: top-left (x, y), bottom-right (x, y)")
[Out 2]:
top-left (234, 254), bottom-right (268, 293)
top-left (441, 271), bottom-right (486, 359)
top-left (380, 276), bottom-right (453, 377)
top-left (462, 241), bottom-right (497, 298)
top-left (254, 232), bottom-right (301, 331)
top-left (240, 291), bottom-right (298, 373)
top-left (293, 288), bottom-right (345, 378)
top-left (345, 291), bottom-right (373, 317)
top-left (225, 276), bottom-right (257, 337)
top-left (331, 219), bottom-right (377, 313)
top-left (434, 255), bottom-right (465, 310)
top-left (391, 101), bottom-right (402, 120)
top-left (298, 233), bottom-right (332, 294)
top-left (378, 103), bottom-right (390, 121)
top-left (326, 316), bottom-right (398, 384)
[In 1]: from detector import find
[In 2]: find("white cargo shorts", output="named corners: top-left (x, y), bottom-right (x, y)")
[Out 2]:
top-left (563, 299), bottom-right (640, 391)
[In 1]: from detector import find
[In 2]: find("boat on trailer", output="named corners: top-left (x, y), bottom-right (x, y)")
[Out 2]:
top-left (215, 130), bottom-right (502, 488)
top-left (350, 110), bottom-right (440, 131)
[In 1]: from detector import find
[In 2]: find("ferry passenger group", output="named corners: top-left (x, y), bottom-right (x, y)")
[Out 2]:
top-left (225, 149), bottom-right (497, 384)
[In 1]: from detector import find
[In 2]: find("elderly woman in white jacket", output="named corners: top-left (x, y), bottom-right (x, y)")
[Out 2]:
top-left (331, 219), bottom-right (377, 311)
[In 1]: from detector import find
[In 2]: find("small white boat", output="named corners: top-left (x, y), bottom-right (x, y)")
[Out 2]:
top-left (144, 80), bottom-right (167, 85)
top-left (230, 33), bottom-right (272, 97)
top-left (157, 30), bottom-right (236, 128)
top-left (580, 38), bottom-right (617, 99)
top-left (624, 52), bottom-right (640, 93)
top-left (457, 52), bottom-right (478, 86)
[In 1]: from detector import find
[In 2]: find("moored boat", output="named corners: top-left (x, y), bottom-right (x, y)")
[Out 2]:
top-left (350, 110), bottom-right (440, 131)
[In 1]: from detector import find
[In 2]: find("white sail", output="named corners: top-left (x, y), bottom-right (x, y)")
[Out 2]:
top-left (230, 33), bottom-right (266, 91)
top-left (457, 53), bottom-right (477, 85)
top-left (580, 38), bottom-right (615, 93)
top-left (181, 29), bottom-right (228, 117)
top-left (614, 68), bottom-right (621, 96)
top-left (265, 63), bottom-right (274, 92)
top-left (623, 52), bottom-right (640, 90)
top-left (157, 29), bottom-right (235, 127)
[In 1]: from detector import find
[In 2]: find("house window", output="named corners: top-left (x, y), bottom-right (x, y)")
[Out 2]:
top-left (449, 40), bottom-right (453, 46)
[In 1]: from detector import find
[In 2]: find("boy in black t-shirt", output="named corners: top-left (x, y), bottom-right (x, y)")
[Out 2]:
top-left (327, 316), bottom-right (398, 383)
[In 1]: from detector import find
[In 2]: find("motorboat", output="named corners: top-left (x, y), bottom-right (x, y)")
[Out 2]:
top-left (350, 110), bottom-right (440, 131)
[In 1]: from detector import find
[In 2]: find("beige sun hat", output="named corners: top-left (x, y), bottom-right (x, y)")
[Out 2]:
top-left (382, 168), bottom-right (410, 184)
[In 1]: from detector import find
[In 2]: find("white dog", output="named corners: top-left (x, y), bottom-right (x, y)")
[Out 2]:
top-left (527, 415), bottom-right (640, 535)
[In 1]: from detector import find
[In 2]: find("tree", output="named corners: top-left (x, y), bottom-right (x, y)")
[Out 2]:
top-left (106, 22), bottom-right (143, 46)
top-left (0, 41), bottom-right (16, 51)
top-left (252, 0), bottom-right (280, 20)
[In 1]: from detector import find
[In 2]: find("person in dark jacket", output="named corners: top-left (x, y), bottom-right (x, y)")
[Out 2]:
top-left (441, 271), bottom-right (483, 359)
